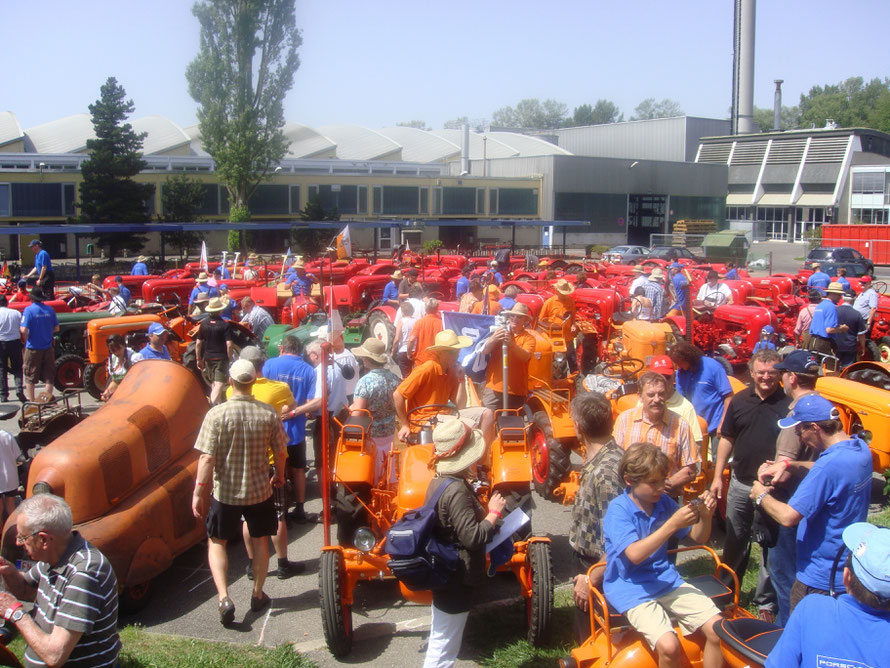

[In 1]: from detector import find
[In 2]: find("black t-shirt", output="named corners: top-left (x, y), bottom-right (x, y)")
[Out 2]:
top-left (835, 304), bottom-right (865, 352)
top-left (197, 317), bottom-right (233, 360)
top-left (720, 385), bottom-right (792, 484)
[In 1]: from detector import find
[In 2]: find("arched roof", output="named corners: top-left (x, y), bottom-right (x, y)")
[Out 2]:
top-left (317, 124), bottom-right (403, 161)
top-left (283, 123), bottom-right (337, 158)
top-left (0, 111), bottom-right (24, 148)
top-left (487, 131), bottom-right (571, 156)
top-left (24, 113), bottom-right (94, 153)
top-left (429, 129), bottom-right (518, 160)
top-left (131, 115), bottom-right (191, 155)
top-left (377, 126), bottom-right (460, 162)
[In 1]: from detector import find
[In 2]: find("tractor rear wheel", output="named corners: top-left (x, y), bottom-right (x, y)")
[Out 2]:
top-left (54, 354), bottom-right (85, 391)
top-left (529, 411), bottom-right (571, 502)
top-left (865, 339), bottom-right (880, 362)
top-left (335, 484), bottom-right (370, 548)
top-left (526, 541), bottom-right (554, 646)
top-left (367, 310), bottom-right (396, 352)
top-left (319, 550), bottom-right (353, 657)
top-left (714, 355), bottom-right (733, 376)
top-left (877, 336), bottom-right (890, 363)
top-left (83, 363), bottom-right (108, 400)
top-left (183, 343), bottom-right (211, 393)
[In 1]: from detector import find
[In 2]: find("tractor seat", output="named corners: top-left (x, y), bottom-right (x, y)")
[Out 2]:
top-left (342, 415), bottom-right (373, 442)
top-left (714, 618), bottom-right (782, 665)
top-left (612, 312), bottom-right (634, 324)
top-left (496, 414), bottom-right (525, 432)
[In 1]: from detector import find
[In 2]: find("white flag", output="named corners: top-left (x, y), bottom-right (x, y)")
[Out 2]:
top-left (199, 241), bottom-right (209, 271)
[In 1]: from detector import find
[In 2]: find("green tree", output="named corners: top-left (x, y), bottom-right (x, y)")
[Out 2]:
top-left (798, 77), bottom-right (890, 132)
top-left (443, 116), bottom-right (468, 129)
top-left (396, 120), bottom-right (430, 130)
top-left (572, 99), bottom-right (623, 126)
top-left (186, 0), bottom-right (302, 225)
top-left (491, 98), bottom-right (569, 129)
top-left (630, 98), bottom-right (683, 120)
top-left (753, 105), bottom-right (801, 132)
top-left (78, 77), bottom-right (154, 261)
top-left (160, 174), bottom-right (206, 257)
top-left (290, 196), bottom-right (338, 256)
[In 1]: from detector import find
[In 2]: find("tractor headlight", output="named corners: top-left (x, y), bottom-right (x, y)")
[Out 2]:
top-left (733, 335), bottom-right (743, 346)
top-left (353, 527), bottom-right (376, 553)
top-left (614, 342), bottom-right (624, 353)
top-left (594, 311), bottom-right (601, 320)
top-left (554, 352), bottom-right (566, 363)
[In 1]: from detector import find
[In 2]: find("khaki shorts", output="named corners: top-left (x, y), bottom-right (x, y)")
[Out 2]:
top-left (624, 582), bottom-right (720, 650)
top-left (457, 406), bottom-right (488, 429)
top-left (23, 348), bottom-right (54, 384)
top-left (204, 357), bottom-right (229, 383)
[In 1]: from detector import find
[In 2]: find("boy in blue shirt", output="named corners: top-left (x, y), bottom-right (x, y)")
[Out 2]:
top-left (603, 443), bottom-right (722, 668)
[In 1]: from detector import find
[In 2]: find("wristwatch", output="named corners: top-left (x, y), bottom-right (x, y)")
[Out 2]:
top-left (755, 491), bottom-right (769, 507)
top-left (3, 603), bottom-right (23, 623)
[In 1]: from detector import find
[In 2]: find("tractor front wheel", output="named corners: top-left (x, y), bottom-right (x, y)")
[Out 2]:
top-left (530, 412), bottom-right (571, 502)
top-left (367, 310), bottom-right (396, 352)
top-left (119, 580), bottom-right (153, 615)
top-left (526, 541), bottom-right (554, 646)
top-left (83, 363), bottom-right (108, 400)
top-left (54, 354), bottom-right (85, 391)
top-left (319, 550), bottom-right (353, 657)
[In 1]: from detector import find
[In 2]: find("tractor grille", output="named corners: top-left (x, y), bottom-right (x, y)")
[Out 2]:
top-left (99, 442), bottom-right (133, 505)
top-left (128, 406), bottom-right (171, 473)
top-left (156, 465), bottom-right (197, 540)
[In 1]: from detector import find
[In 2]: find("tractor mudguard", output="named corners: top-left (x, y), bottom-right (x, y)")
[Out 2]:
top-left (368, 304), bottom-right (397, 323)
top-left (334, 450), bottom-right (375, 489)
top-left (395, 444), bottom-right (435, 517)
top-left (489, 438), bottom-right (533, 486)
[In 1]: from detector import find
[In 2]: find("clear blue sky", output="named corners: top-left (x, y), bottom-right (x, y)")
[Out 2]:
top-left (6, 0), bottom-right (889, 132)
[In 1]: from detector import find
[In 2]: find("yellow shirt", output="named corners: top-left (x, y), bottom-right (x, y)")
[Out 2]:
top-left (226, 377), bottom-right (295, 464)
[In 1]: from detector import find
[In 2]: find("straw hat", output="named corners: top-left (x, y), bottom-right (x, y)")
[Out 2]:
top-left (825, 282), bottom-right (845, 294)
top-left (392, 270), bottom-right (403, 280)
top-left (194, 292), bottom-right (210, 304)
top-left (427, 329), bottom-right (473, 352)
top-left (293, 258), bottom-right (305, 269)
top-left (205, 297), bottom-right (226, 313)
top-left (137, 255), bottom-right (148, 263)
top-left (538, 258), bottom-right (552, 267)
top-left (352, 338), bottom-right (388, 364)
top-left (248, 252), bottom-right (259, 259)
top-left (501, 302), bottom-right (532, 319)
top-left (632, 265), bottom-right (645, 274)
top-left (553, 278), bottom-right (575, 295)
top-left (431, 416), bottom-right (486, 475)
top-left (196, 272), bottom-right (209, 283)
top-left (649, 267), bottom-right (665, 282)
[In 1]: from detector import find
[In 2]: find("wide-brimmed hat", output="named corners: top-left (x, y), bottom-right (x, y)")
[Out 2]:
top-left (553, 278), bottom-right (574, 295)
top-left (649, 267), bottom-right (665, 282)
top-left (427, 329), bottom-right (473, 352)
top-left (194, 292), bottom-right (210, 304)
top-left (825, 282), bottom-right (845, 294)
top-left (352, 338), bottom-right (388, 364)
top-left (632, 265), bottom-right (645, 274)
top-left (431, 416), bottom-right (486, 475)
top-left (196, 272), bottom-right (209, 283)
top-left (501, 303), bottom-right (531, 319)
top-left (392, 270), bottom-right (403, 280)
top-left (248, 252), bottom-right (259, 259)
top-left (29, 288), bottom-right (47, 302)
top-left (205, 297), bottom-right (226, 313)
top-left (293, 258), bottom-right (305, 269)
top-left (137, 255), bottom-right (148, 262)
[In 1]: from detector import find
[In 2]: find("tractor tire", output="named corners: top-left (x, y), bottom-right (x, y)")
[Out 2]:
top-left (119, 580), bottom-right (153, 615)
top-left (367, 310), bottom-right (396, 352)
top-left (497, 482), bottom-right (534, 539)
top-left (714, 355), bottom-right (733, 376)
top-left (530, 411), bottom-right (572, 502)
top-left (526, 541), bottom-right (554, 646)
top-left (319, 550), bottom-right (353, 658)
top-left (335, 484), bottom-right (370, 548)
top-left (54, 354), bottom-right (85, 391)
top-left (83, 363), bottom-right (108, 401)
top-left (877, 336), bottom-right (890, 364)
top-left (183, 343), bottom-right (211, 393)
top-left (865, 339), bottom-right (880, 362)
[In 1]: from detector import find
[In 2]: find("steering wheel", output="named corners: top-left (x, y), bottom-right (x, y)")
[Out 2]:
top-left (407, 404), bottom-right (460, 432)
top-left (872, 280), bottom-right (887, 295)
top-left (703, 291), bottom-right (728, 307)
top-left (617, 295), bottom-right (635, 318)
top-left (425, 291), bottom-right (445, 300)
top-left (602, 358), bottom-right (645, 379)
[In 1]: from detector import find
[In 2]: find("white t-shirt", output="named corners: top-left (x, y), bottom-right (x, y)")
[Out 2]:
top-left (696, 282), bottom-right (733, 305)
top-left (333, 349), bottom-right (361, 397)
top-left (0, 430), bottom-right (20, 493)
top-left (394, 298), bottom-right (425, 327)
top-left (397, 316), bottom-right (417, 353)
top-left (314, 360), bottom-right (348, 415)
top-left (629, 275), bottom-right (648, 296)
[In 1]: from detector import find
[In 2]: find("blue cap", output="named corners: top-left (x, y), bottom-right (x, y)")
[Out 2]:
top-left (669, 262), bottom-right (682, 270)
top-left (777, 394), bottom-right (839, 428)
top-left (147, 323), bottom-right (167, 336)
top-left (775, 349), bottom-right (819, 374)
top-left (761, 325), bottom-right (775, 335)
top-left (28, 239), bottom-right (41, 247)
top-left (843, 523), bottom-right (890, 599)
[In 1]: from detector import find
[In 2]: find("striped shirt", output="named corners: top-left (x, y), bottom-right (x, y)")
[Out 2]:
top-left (642, 280), bottom-right (664, 319)
top-left (194, 395), bottom-right (287, 505)
top-left (613, 406), bottom-right (699, 475)
top-left (23, 532), bottom-right (120, 668)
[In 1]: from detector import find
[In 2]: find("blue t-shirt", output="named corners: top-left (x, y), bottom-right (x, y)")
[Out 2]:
top-left (834, 276), bottom-right (851, 292)
top-left (263, 355), bottom-right (316, 444)
top-left (752, 340), bottom-right (776, 353)
top-left (138, 344), bottom-right (171, 360)
top-left (455, 276), bottom-right (470, 298)
top-left (676, 356), bottom-right (733, 432)
top-left (807, 271), bottom-right (830, 291)
top-left (221, 266), bottom-right (232, 279)
top-left (188, 284), bottom-right (218, 305)
top-left (287, 274), bottom-right (315, 297)
top-left (499, 297), bottom-right (516, 310)
top-left (765, 593), bottom-right (890, 668)
top-left (118, 285), bottom-right (132, 304)
top-left (382, 281), bottom-right (400, 302)
top-left (671, 273), bottom-right (689, 311)
top-left (131, 262), bottom-right (148, 276)
top-left (725, 268), bottom-right (739, 280)
top-left (22, 302), bottom-right (58, 350)
top-left (34, 249), bottom-right (52, 273)
top-left (809, 299), bottom-right (838, 338)
top-left (788, 437), bottom-right (872, 591)
top-left (603, 491), bottom-right (691, 614)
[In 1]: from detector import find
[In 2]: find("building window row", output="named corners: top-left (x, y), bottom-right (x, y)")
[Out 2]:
top-left (0, 182), bottom-right (77, 218)
top-left (852, 208), bottom-right (889, 224)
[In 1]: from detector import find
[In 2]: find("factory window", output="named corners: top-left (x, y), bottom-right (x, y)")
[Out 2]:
top-left (852, 171), bottom-right (885, 194)
top-left (0, 184), bottom-right (9, 216)
top-left (372, 187), bottom-right (382, 214)
top-left (378, 226), bottom-right (393, 251)
top-left (476, 188), bottom-right (486, 215)
top-left (489, 189), bottom-right (498, 214)
top-left (554, 192), bottom-right (624, 233)
top-left (497, 188), bottom-right (539, 215)
top-left (852, 208), bottom-right (887, 224)
top-left (358, 186), bottom-right (368, 214)
top-left (289, 186), bottom-right (300, 214)
top-left (247, 184), bottom-right (289, 215)
top-left (10, 183), bottom-right (64, 217)
top-left (432, 187), bottom-right (442, 215)
top-left (442, 187), bottom-right (476, 215)
top-left (381, 186), bottom-right (420, 215)
top-left (419, 187), bottom-right (429, 214)
top-left (63, 184), bottom-right (76, 216)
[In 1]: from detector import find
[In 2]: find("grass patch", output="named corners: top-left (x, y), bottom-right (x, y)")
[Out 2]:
top-left (6, 626), bottom-right (314, 668)
top-left (868, 506), bottom-right (890, 528)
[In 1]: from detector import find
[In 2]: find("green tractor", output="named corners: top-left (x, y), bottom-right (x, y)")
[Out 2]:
top-left (53, 311), bottom-right (115, 391)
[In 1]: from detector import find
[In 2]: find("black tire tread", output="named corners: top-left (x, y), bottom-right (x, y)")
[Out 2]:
top-left (531, 411), bottom-right (572, 501)
top-left (527, 541), bottom-right (553, 645)
top-left (319, 550), bottom-right (353, 657)
top-left (82, 363), bottom-right (106, 400)
top-left (53, 353), bottom-right (85, 391)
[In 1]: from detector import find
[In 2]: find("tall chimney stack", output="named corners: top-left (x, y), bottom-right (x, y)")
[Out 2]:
top-left (460, 123), bottom-right (470, 175)
top-left (731, 0), bottom-right (756, 135)
top-left (773, 79), bottom-right (784, 131)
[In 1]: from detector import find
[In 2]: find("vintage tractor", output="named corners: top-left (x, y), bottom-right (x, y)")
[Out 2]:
top-left (1, 361), bottom-right (209, 613)
top-left (51, 311), bottom-right (115, 390)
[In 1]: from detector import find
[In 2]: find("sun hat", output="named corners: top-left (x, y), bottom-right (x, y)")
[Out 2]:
top-left (137, 255), bottom-right (148, 262)
top-left (392, 270), bottom-right (403, 280)
top-left (632, 265), bottom-right (645, 274)
top-left (229, 359), bottom-right (256, 383)
top-left (147, 323), bottom-right (167, 337)
top-left (293, 258), bottom-right (305, 269)
top-left (501, 303), bottom-right (532, 319)
top-left (775, 349), bottom-right (819, 375)
top-left (194, 292), bottom-right (210, 304)
top-left (205, 297), bottom-right (226, 313)
top-left (538, 258), bottom-right (552, 267)
top-left (352, 338), bottom-right (388, 364)
top-left (427, 329), bottom-right (473, 352)
top-left (842, 522), bottom-right (890, 599)
top-left (28, 288), bottom-right (46, 302)
top-left (825, 282), bottom-right (846, 294)
top-left (647, 355), bottom-right (675, 376)
top-left (238, 346), bottom-right (265, 366)
top-left (649, 267), bottom-right (665, 282)
top-left (553, 278), bottom-right (575, 295)
top-left (430, 416), bottom-right (486, 475)
top-left (777, 394), bottom-right (839, 429)
top-left (196, 272), bottom-right (209, 283)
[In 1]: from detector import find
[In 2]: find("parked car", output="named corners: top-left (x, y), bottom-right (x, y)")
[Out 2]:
top-left (647, 246), bottom-right (702, 261)
top-left (819, 261), bottom-right (871, 279)
top-left (601, 245), bottom-right (649, 263)
top-left (805, 246), bottom-right (874, 275)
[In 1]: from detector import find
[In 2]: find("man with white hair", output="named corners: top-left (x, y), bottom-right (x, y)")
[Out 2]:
top-left (240, 296), bottom-right (273, 342)
top-left (0, 494), bottom-right (121, 667)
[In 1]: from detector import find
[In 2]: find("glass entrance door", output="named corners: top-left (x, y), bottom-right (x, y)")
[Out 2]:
top-left (627, 195), bottom-right (666, 246)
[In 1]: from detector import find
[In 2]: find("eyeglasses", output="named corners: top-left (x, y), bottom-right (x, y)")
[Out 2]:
top-left (16, 530), bottom-right (42, 545)
top-left (753, 371), bottom-right (780, 378)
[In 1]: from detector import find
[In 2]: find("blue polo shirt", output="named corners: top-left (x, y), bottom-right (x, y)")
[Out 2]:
top-left (455, 275), bottom-right (470, 298)
top-left (118, 284), bottom-right (132, 304)
top-left (725, 268), bottom-right (739, 280)
top-left (131, 262), bottom-right (148, 276)
top-left (670, 272), bottom-right (689, 311)
top-left (499, 297), bottom-right (516, 310)
top-left (834, 276), bottom-right (851, 292)
top-left (808, 298), bottom-right (837, 338)
top-left (34, 249), bottom-right (52, 273)
top-left (807, 271), bottom-right (830, 292)
top-left (676, 356), bottom-right (733, 433)
top-left (752, 340), bottom-right (776, 353)
top-left (138, 344), bottom-right (172, 360)
top-left (765, 593), bottom-right (890, 668)
top-left (188, 284), bottom-right (218, 305)
top-left (287, 273), bottom-right (316, 297)
top-left (603, 491), bottom-right (691, 614)
top-left (263, 355), bottom-right (316, 445)
top-left (221, 266), bottom-right (232, 279)
top-left (22, 302), bottom-right (58, 350)
top-left (788, 437), bottom-right (872, 592)
top-left (382, 281), bottom-right (400, 302)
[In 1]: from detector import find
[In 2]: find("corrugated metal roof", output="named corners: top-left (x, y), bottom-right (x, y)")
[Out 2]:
top-left (317, 124), bottom-right (403, 161)
top-left (131, 115), bottom-right (191, 155)
top-left (429, 130), bottom-right (518, 160)
top-left (283, 123), bottom-right (337, 158)
top-left (487, 131), bottom-right (572, 156)
top-left (25, 114), bottom-right (94, 153)
top-left (0, 111), bottom-right (24, 147)
top-left (376, 126), bottom-right (460, 162)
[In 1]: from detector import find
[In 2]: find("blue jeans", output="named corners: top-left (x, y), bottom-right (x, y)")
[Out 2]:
top-left (768, 524), bottom-right (797, 626)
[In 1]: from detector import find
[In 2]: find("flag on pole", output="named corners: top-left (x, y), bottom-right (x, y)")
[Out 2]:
top-left (280, 248), bottom-right (291, 278)
top-left (0, 262), bottom-right (9, 279)
top-left (199, 241), bottom-right (209, 272)
top-left (441, 311), bottom-right (498, 383)
top-left (335, 225), bottom-right (352, 260)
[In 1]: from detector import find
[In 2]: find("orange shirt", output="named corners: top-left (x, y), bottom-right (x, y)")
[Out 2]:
top-left (485, 328), bottom-right (536, 395)
top-left (471, 299), bottom-right (502, 315)
top-left (397, 359), bottom-right (459, 431)
top-left (409, 312), bottom-right (443, 365)
top-left (539, 295), bottom-right (576, 337)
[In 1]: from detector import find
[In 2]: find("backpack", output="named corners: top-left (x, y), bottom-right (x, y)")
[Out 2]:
top-left (385, 478), bottom-right (460, 591)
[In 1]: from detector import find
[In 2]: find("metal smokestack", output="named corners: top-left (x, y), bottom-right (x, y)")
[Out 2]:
top-left (460, 123), bottom-right (470, 175)
top-left (773, 79), bottom-right (784, 131)
top-left (731, 0), bottom-right (756, 135)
